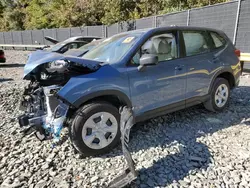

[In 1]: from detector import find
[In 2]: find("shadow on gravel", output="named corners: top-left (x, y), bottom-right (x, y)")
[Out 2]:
top-left (0, 78), bottom-right (13, 82)
top-left (0, 63), bottom-right (24, 68)
top-left (122, 86), bottom-right (250, 187)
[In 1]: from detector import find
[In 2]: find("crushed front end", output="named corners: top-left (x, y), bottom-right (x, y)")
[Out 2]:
top-left (18, 55), bottom-right (101, 145)
top-left (19, 83), bottom-right (69, 145)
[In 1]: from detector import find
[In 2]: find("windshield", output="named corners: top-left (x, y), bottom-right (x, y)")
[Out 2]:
top-left (82, 33), bottom-right (141, 64)
top-left (79, 39), bottom-right (105, 51)
top-left (46, 41), bottom-right (66, 52)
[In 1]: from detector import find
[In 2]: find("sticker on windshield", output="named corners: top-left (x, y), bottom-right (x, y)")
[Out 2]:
top-left (122, 37), bottom-right (135, 43)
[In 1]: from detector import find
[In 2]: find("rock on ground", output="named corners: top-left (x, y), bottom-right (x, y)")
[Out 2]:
top-left (0, 50), bottom-right (250, 187)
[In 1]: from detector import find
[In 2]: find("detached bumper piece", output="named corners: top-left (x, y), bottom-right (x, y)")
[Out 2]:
top-left (108, 107), bottom-right (138, 188)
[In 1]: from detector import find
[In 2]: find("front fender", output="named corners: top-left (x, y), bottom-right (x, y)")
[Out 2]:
top-left (57, 65), bottom-right (131, 108)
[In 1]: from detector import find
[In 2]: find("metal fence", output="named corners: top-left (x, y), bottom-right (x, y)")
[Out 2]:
top-left (0, 0), bottom-right (249, 52)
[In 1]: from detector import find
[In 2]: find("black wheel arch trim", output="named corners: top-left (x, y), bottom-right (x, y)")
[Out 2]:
top-left (208, 68), bottom-right (235, 94)
top-left (72, 90), bottom-right (132, 109)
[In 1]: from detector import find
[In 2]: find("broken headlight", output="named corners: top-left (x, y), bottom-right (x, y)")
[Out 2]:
top-left (41, 72), bottom-right (49, 80)
top-left (49, 60), bottom-right (68, 69)
top-left (46, 60), bottom-right (69, 74)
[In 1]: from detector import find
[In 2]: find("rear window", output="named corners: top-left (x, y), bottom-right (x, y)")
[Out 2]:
top-left (183, 31), bottom-right (209, 57)
top-left (210, 32), bottom-right (226, 48)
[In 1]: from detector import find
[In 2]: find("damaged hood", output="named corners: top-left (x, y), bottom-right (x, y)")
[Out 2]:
top-left (24, 50), bottom-right (101, 78)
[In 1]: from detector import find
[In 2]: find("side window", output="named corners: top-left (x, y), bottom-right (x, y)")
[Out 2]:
top-left (131, 33), bottom-right (177, 65)
top-left (210, 32), bottom-right (226, 48)
top-left (77, 42), bottom-right (87, 48)
top-left (131, 50), bottom-right (141, 65)
top-left (68, 43), bottom-right (78, 49)
top-left (60, 45), bottom-right (69, 53)
top-left (183, 31), bottom-right (209, 57)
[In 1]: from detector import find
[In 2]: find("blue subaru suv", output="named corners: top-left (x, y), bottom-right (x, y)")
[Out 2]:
top-left (19, 26), bottom-right (241, 156)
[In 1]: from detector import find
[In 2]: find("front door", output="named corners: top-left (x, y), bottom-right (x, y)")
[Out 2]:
top-left (127, 31), bottom-right (187, 117)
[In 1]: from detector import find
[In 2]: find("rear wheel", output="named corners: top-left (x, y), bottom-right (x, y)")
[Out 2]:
top-left (69, 102), bottom-right (120, 156)
top-left (204, 78), bottom-right (230, 112)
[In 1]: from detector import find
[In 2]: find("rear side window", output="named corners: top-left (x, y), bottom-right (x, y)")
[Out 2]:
top-left (183, 31), bottom-right (209, 57)
top-left (210, 32), bottom-right (226, 48)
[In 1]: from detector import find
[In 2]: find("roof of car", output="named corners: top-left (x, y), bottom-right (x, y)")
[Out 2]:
top-left (119, 26), bottom-right (224, 35)
top-left (71, 36), bottom-right (102, 39)
top-left (63, 36), bottom-right (102, 42)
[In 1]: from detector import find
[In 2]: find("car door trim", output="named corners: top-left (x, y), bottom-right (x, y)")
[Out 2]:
top-left (135, 101), bottom-right (185, 123)
top-left (185, 94), bottom-right (210, 108)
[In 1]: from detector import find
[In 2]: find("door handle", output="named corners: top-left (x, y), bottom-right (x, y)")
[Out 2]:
top-left (175, 65), bottom-right (184, 70)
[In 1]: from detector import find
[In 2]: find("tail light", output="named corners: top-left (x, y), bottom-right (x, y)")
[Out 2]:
top-left (234, 49), bottom-right (241, 57)
top-left (0, 52), bottom-right (4, 59)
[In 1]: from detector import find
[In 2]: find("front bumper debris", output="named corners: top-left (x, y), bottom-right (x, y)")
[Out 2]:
top-left (19, 84), bottom-right (138, 187)
top-left (18, 84), bottom-right (69, 146)
top-left (108, 106), bottom-right (138, 188)
top-left (41, 101), bottom-right (69, 145)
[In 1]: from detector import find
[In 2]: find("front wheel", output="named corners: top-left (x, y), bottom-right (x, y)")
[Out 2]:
top-left (204, 78), bottom-right (230, 112)
top-left (69, 102), bottom-right (121, 156)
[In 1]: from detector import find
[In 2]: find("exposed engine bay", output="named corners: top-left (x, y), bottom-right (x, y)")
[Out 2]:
top-left (19, 58), bottom-right (100, 144)
top-left (27, 59), bottom-right (98, 85)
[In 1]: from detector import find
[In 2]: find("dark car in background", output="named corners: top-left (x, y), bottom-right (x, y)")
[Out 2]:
top-left (43, 36), bottom-right (102, 53)
top-left (0, 50), bottom-right (6, 63)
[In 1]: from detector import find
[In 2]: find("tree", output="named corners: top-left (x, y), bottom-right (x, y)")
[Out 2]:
top-left (0, 0), bottom-right (27, 31)
top-left (136, 0), bottom-right (165, 18)
top-left (24, 0), bottom-right (106, 29)
top-left (75, 0), bottom-right (105, 26)
top-left (0, 0), bottom-right (230, 31)
top-left (48, 0), bottom-right (79, 28)
top-left (161, 0), bottom-right (229, 13)
top-left (101, 0), bottom-right (137, 25)
top-left (24, 0), bottom-right (54, 29)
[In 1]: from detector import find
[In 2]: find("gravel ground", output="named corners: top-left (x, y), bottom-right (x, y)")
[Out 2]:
top-left (0, 50), bottom-right (250, 188)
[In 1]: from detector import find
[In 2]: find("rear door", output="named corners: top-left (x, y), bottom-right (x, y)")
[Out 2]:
top-left (181, 30), bottom-right (221, 106)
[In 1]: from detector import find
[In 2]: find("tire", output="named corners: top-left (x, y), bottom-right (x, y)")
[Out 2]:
top-left (204, 78), bottom-right (230, 112)
top-left (69, 101), bottom-right (121, 156)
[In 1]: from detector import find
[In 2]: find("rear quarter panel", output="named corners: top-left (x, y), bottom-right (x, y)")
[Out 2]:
top-left (218, 37), bottom-right (241, 85)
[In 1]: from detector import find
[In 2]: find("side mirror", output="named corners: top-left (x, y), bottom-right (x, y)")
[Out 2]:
top-left (138, 54), bottom-right (158, 71)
